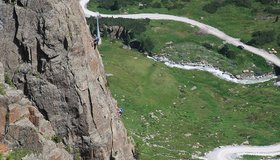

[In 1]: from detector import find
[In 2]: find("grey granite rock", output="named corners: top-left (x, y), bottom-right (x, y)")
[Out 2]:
top-left (0, 0), bottom-right (134, 159)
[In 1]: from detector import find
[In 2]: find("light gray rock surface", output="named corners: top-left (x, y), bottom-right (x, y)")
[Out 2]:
top-left (0, 0), bottom-right (135, 159)
top-left (0, 62), bottom-right (4, 83)
top-left (0, 83), bottom-right (72, 160)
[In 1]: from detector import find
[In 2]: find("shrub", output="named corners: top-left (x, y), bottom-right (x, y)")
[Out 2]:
top-left (0, 84), bottom-right (5, 95)
top-left (110, 1), bottom-right (120, 10)
top-left (232, 0), bottom-right (251, 8)
top-left (87, 17), bottom-right (154, 52)
top-left (133, 143), bottom-right (141, 159)
top-left (51, 135), bottom-right (63, 143)
top-left (218, 45), bottom-right (237, 59)
top-left (202, 42), bottom-right (213, 50)
top-left (6, 149), bottom-right (31, 160)
top-left (247, 30), bottom-right (275, 46)
top-left (202, 1), bottom-right (224, 14)
top-left (257, 0), bottom-right (277, 4)
top-left (97, 0), bottom-right (123, 11)
top-left (4, 74), bottom-right (14, 87)
top-left (141, 37), bottom-right (155, 53)
top-left (264, 7), bottom-right (280, 15)
top-left (151, 2), bottom-right (161, 8)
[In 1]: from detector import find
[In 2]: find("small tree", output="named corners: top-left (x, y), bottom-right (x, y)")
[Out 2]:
top-left (110, 0), bottom-right (120, 10)
top-left (141, 37), bottom-right (154, 53)
top-left (202, 1), bottom-right (223, 14)
top-left (218, 45), bottom-right (236, 59)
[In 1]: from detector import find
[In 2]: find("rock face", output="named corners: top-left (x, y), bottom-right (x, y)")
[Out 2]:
top-left (0, 0), bottom-right (134, 159)
top-left (106, 26), bottom-right (125, 39)
top-left (0, 82), bottom-right (73, 160)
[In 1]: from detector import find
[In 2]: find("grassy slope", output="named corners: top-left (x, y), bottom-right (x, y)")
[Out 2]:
top-left (100, 39), bottom-right (280, 159)
top-left (88, 1), bottom-right (276, 75)
top-left (142, 20), bottom-right (273, 75)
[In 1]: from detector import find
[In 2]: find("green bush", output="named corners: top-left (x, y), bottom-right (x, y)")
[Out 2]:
top-left (0, 83), bottom-right (5, 95)
top-left (247, 30), bottom-right (275, 46)
top-left (87, 17), bottom-right (150, 35)
top-left (257, 0), bottom-right (278, 4)
top-left (202, 42), bottom-right (213, 50)
top-left (110, 1), bottom-right (120, 10)
top-left (203, 0), bottom-right (252, 14)
top-left (202, 1), bottom-right (224, 14)
top-left (87, 17), bottom-right (154, 53)
top-left (160, 0), bottom-right (186, 10)
top-left (133, 143), bottom-right (141, 159)
top-left (264, 7), bottom-right (280, 15)
top-left (6, 149), bottom-right (31, 160)
top-left (51, 135), bottom-right (63, 143)
top-left (140, 37), bottom-right (155, 53)
top-left (4, 74), bottom-right (14, 87)
top-left (230, 0), bottom-right (251, 8)
top-left (95, 0), bottom-right (154, 10)
top-left (218, 44), bottom-right (237, 59)
top-left (151, 2), bottom-right (161, 8)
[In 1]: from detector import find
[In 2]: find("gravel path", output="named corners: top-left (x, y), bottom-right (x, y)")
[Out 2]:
top-left (202, 144), bottom-right (280, 160)
top-left (80, 0), bottom-right (280, 68)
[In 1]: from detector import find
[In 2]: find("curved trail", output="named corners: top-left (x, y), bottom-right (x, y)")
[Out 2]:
top-left (80, 0), bottom-right (280, 68)
top-left (80, 1), bottom-right (280, 159)
top-left (202, 144), bottom-right (280, 160)
top-left (80, 0), bottom-right (278, 84)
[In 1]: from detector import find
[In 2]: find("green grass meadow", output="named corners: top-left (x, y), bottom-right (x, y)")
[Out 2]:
top-left (141, 20), bottom-right (273, 75)
top-left (88, 1), bottom-right (280, 159)
top-left (100, 39), bottom-right (280, 159)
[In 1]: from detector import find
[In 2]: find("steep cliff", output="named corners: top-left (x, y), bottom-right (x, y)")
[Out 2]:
top-left (0, 67), bottom-right (73, 159)
top-left (0, 0), bottom-right (134, 159)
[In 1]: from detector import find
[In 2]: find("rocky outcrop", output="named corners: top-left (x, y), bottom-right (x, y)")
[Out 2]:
top-left (0, 71), bottom-right (72, 159)
top-left (105, 25), bottom-right (125, 39)
top-left (0, 0), bottom-right (134, 159)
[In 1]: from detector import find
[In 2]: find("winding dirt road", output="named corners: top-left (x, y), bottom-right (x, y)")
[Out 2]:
top-left (80, 0), bottom-right (280, 68)
top-left (79, 0), bottom-right (280, 159)
top-left (203, 144), bottom-right (280, 160)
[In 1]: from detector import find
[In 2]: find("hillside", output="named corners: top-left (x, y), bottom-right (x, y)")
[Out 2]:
top-left (100, 39), bottom-right (280, 159)
top-left (85, 0), bottom-right (280, 159)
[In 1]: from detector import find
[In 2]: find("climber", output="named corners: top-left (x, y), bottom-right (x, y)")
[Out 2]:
top-left (118, 107), bottom-right (124, 116)
top-left (93, 34), bottom-right (99, 49)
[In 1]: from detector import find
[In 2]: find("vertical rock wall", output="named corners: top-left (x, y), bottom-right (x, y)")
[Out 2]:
top-left (0, 0), bottom-right (135, 159)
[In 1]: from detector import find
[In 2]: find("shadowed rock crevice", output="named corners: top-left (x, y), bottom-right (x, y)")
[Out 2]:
top-left (36, 39), bottom-right (49, 73)
top-left (13, 7), bottom-right (30, 63)
top-left (274, 65), bottom-right (280, 76)
top-left (63, 37), bottom-right (69, 50)
top-left (88, 88), bottom-right (98, 130)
